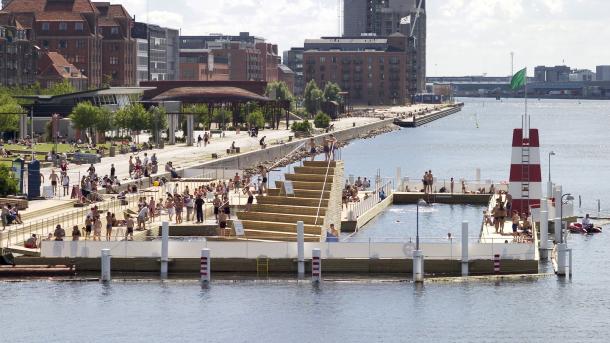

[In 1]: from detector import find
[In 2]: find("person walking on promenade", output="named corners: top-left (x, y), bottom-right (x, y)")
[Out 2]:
top-left (62, 173), bottom-right (70, 196)
top-left (49, 169), bottom-right (59, 196)
top-left (195, 194), bottom-right (204, 223)
top-left (71, 226), bottom-right (81, 241)
top-left (53, 224), bottom-right (65, 241)
top-left (125, 215), bottom-right (134, 241)
top-left (110, 164), bottom-right (116, 179)
top-left (105, 211), bottom-right (113, 241)
top-left (93, 216), bottom-right (102, 241)
top-left (128, 156), bottom-right (134, 178)
top-left (203, 132), bottom-right (209, 147)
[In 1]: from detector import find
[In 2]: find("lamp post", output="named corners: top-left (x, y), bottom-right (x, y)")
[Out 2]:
top-left (416, 199), bottom-right (427, 250)
top-left (560, 193), bottom-right (574, 244)
top-left (547, 151), bottom-right (555, 198)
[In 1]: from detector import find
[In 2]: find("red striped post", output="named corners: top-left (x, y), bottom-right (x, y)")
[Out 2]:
top-left (493, 254), bottom-right (501, 274)
top-left (312, 248), bottom-right (321, 283)
top-left (200, 248), bottom-right (210, 283)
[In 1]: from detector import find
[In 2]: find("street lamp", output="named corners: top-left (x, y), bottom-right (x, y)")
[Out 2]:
top-left (416, 198), bottom-right (427, 250)
top-left (560, 193), bottom-right (574, 244)
top-left (548, 151), bottom-right (555, 182)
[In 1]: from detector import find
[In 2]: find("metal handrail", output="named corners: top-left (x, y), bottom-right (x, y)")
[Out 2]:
top-left (313, 141), bottom-right (335, 226)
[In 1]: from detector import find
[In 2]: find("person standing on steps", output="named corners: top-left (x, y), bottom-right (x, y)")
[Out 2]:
top-left (195, 194), bottom-right (204, 223)
top-left (309, 138), bottom-right (317, 161)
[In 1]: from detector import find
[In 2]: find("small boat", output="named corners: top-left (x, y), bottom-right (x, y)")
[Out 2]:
top-left (569, 222), bottom-right (603, 234)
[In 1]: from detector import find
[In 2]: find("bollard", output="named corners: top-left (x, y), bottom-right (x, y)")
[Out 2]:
top-left (101, 249), bottom-right (111, 282)
top-left (200, 248), bottom-right (211, 283)
top-left (297, 221), bottom-right (305, 278)
top-left (312, 248), bottom-right (321, 283)
top-left (412, 250), bottom-right (424, 283)
top-left (556, 243), bottom-right (568, 276)
top-left (540, 210), bottom-right (549, 259)
top-left (554, 217), bottom-right (562, 243)
top-left (160, 221), bottom-right (169, 279)
top-left (461, 221), bottom-right (469, 276)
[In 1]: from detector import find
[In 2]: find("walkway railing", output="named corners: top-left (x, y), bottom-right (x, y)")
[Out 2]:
top-left (314, 142), bottom-right (335, 226)
top-left (346, 179), bottom-right (393, 220)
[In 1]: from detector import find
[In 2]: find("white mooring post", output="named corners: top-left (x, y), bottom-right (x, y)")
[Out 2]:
top-left (412, 250), bottom-right (424, 283)
top-left (312, 248), bottom-right (321, 283)
top-left (101, 249), bottom-right (111, 282)
top-left (461, 221), bottom-right (469, 276)
top-left (297, 221), bottom-right (305, 279)
top-left (160, 221), bottom-right (169, 279)
top-left (540, 208), bottom-right (549, 259)
top-left (556, 243), bottom-right (568, 276)
top-left (554, 217), bottom-right (562, 244)
top-left (395, 167), bottom-right (402, 191)
top-left (200, 248), bottom-right (211, 283)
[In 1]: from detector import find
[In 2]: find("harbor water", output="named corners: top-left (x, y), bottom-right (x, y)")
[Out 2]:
top-left (3, 98), bottom-right (610, 342)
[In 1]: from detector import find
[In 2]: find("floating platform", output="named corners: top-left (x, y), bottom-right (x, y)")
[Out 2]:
top-left (394, 103), bottom-right (464, 127)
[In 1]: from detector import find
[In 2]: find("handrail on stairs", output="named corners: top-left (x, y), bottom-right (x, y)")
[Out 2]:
top-left (313, 141), bottom-right (335, 226)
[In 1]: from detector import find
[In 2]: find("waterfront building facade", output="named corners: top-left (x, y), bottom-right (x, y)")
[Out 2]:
top-left (596, 65), bottom-right (610, 81)
top-left (0, 0), bottom-right (137, 88)
top-left (0, 22), bottom-right (37, 87)
top-left (534, 65), bottom-right (571, 83)
top-left (343, 0), bottom-right (426, 93)
top-left (179, 32), bottom-right (279, 82)
top-left (132, 22), bottom-right (180, 84)
top-left (277, 64), bottom-right (295, 94)
top-left (303, 34), bottom-right (409, 105)
top-left (283, 47), bottom-right (304, 96)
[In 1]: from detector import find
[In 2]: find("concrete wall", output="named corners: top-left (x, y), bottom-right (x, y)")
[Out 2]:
top-left (393, 192), bottom-right (492, 205)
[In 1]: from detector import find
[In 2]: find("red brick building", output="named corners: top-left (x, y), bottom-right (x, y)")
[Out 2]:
top-left (0, 0), bottom-right (136, 88)
top-left (37, 51), bottom-right (87, 90)
top-left (303, 34), bottom-right (409, 105)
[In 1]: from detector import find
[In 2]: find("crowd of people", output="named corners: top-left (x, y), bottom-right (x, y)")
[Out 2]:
top-left (482, 192), bottom-right (533, 242)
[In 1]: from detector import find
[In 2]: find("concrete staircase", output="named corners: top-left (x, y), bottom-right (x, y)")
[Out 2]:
top-left (231, 160), bottom-right (343, 242)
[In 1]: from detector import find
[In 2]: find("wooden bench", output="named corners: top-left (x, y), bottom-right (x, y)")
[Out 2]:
top-left (0, 197), bottom-right (28, 210)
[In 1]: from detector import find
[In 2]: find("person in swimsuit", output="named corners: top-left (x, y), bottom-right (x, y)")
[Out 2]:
top-left (309, 138), bottom-right (316, 161)
top-left (105, 211), bottom-right (113, 241)
top-left (125, 215), bottom-right (134, 241)
top-left (323, 139), bottom-right (330, 161)
top-left (245, 187), bottom-right (254, 211)
top-left (223, 199), bottom-right (231, 219)
top-left (84, 216), bottom-right (93, 240)
top-left (93, 216), bottom-right (102, 241)
top-left (212, 195), bottom-right (221, 223)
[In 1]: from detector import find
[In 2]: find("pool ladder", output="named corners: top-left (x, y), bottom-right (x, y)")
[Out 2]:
top-left (256, 256), bottom-right (269, 277)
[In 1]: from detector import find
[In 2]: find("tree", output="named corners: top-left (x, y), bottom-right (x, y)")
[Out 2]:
top-left (184, 104), bottom-right (210, 129)
top-left (246, 109), bottom-right (265, 128)
top-left (314, 111), bottom-right (331, 129)
top-left (0, 165), bottom-right (19, 196)
top-left (95, 107), bottom-right (115, 142)
top-left (0, 92), bottom-right (23, 135)
top-left (147, 106), bottom-right (168, 142)
top-left (212, 108), bottom-right (231, 129)
top-left (266, 81), bottom-right (294, 103)
top-left (69, 102), bottom-right (99, 142)
top-left (45, 79), bottom-right (76, 96)
top-left (303, 80), bottom-right (323, 115)
top-left (323, 82), bottom-right (342, 102)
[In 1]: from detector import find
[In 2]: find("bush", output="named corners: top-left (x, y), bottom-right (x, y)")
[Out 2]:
top-left (246, 110), bottom-right (265, 129)
top-left (291, 120), bottom-right (312, 133)
top-left (0, 165), bottom-right (19, 196)
top-left (314, 112), bottom-right (331, 128)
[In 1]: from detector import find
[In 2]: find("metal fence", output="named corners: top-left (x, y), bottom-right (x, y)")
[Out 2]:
top-left (346, 179), bottom-right (394, 220)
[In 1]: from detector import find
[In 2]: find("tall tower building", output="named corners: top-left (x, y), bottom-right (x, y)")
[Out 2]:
top-left (343, 0), bottom-right (426, 94)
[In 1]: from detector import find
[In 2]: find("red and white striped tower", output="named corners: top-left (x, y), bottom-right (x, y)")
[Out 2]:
top-left (508, 127), bottom-right (542, 216)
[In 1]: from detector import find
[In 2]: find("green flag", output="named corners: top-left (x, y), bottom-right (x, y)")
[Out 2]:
top-left (510, 68), bottom-right (527, 90)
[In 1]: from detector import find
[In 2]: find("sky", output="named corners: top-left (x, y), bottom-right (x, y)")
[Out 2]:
top-left (112, 0), bottom-right (610, 76)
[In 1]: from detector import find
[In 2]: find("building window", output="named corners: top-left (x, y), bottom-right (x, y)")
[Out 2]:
top-left (42, 40), bottom-right (49, 49)
top-left (59, 40), bottom-right (67, 49)
top-left (331, 56), bottom-right (337, 63)
top-left (42, 22), bottom-right (50, 31)
top-left (75, 22), bottom-right (84, 31)
top-left (110, 56), bottom-right (119, 65)
top-left (76, 40), bottom-right (85, 48)
top-left (111, 27), bottom-right (119, 35)
top-left (319, 57), bottom-right (326, 63)
top-left (59, 22), bottom-right (67, 31)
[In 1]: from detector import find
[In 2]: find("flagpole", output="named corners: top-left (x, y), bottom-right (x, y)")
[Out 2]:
top-left (524, 68), bottom-right (528, 138)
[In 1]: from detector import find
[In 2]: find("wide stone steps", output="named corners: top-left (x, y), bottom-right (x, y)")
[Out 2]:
top-left (21, 200), bottom-right (77, 221)
top-left (249, 204), bottom-right (327, 216)
top-left (237, 230), bottom-right (320, 242)
top-left (267, 188), bottom-right (330, 199)
top-left (293, 166), bottom-right (335, 175)
top-left (230, 220), bottom-right (322, 235)
top-left (275, 180), bottom-right (328, 191)
top-left (237, 211), bottom-right (323, 225)
top-left (285, 173), bottom-right (334, 183)
top-left (303, 160), bottom-right (337, 167)
top-left (256, 196), bottom-right (329, 207)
